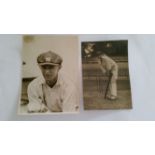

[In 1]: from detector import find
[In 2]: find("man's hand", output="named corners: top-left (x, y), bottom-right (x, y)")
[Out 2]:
top-left (39, 104), bottom-right (48, 113)
top-left (28, 102), bottom-right (48, 113)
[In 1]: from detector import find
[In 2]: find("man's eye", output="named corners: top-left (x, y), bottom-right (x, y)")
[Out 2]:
top-left (42, 66), bottom-right (53, 69)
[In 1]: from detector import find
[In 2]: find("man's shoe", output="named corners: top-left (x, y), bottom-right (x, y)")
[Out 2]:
top-left (106, 95), bottom-right (117, 100)
top-left (110, 96), bottom-right (117, 100)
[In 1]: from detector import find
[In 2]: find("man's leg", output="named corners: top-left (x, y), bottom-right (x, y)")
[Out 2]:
top-left (109, 65), bottom-right (118, 100)
top-left (104, 72), bottom-right (112, 99)
top-left (108, 76), bottom-right (117, 100)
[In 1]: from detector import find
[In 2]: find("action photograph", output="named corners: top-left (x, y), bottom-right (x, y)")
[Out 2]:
top-left (82, 40), bottom-right (132, 110)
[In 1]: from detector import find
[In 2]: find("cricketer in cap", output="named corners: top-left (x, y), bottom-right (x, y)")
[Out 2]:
top-left (27, 51), bottom-right (79, 113)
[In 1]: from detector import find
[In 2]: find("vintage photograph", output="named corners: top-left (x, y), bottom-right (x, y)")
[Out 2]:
top-left (82, 40), bottom-right (132, 110)
top-left (19, 35), bottom-right (80, 114)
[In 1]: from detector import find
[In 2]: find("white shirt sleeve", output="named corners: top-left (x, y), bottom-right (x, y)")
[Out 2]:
top-left (98, 59), bottom-right (106, 73)
top-left (99, 65), bottom-right (106, 74)
top-left (27, 82), bottom-right (43, 112)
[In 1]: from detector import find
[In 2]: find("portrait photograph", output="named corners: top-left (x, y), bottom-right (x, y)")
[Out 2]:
top-left (19, 35), bottom-right (80, 114)
top-left (82, 40), bottom-right (132, 110)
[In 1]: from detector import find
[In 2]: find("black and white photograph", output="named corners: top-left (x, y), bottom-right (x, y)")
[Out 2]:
top-left (19, 35), bottom-right (80, 114)
top-left (82, 40), bottom-right (132, 110)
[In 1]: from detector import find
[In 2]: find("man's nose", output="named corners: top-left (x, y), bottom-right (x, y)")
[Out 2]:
top-left (44, 69), bottom-right (51, 75)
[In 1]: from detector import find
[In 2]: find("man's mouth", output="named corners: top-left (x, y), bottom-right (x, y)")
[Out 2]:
top-left (44, 76), bottom-right (53, 80)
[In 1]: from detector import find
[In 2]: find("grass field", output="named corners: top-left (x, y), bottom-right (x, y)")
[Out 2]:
top-left (82, 59), bottom-right (132, 110)
top-left (84, 90), bottom-right (132, 110)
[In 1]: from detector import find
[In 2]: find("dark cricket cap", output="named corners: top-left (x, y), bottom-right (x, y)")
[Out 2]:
top-left (37, 51), bottom-right (63, 66)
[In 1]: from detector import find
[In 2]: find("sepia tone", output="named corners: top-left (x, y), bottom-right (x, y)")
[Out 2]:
top-left (82, 40), bottom-right (132, 110)
top-left (19, 35), bottom-right (80, 114)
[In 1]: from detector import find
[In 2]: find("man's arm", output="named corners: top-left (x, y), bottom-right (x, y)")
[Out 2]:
top-left (27, 83), bottom-right (48, 113)
top-left (98, 58), bottom-right (106, 74)
top-left (99, 65), bottom-right (106, 74)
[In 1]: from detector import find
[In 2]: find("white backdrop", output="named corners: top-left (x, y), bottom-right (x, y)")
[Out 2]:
top-left (0, 34), bottom-right (155, 121)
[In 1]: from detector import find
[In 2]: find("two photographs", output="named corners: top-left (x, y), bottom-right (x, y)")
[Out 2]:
top-left (19, 35), bottom-right (132, 114)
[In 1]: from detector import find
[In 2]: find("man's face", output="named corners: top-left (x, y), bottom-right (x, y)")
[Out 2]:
top-left (39, 64), bottom-right (61, 82)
